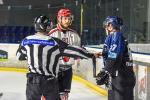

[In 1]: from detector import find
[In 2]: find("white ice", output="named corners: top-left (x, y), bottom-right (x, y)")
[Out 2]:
top-left (0, 71), bottom-right (107, 100)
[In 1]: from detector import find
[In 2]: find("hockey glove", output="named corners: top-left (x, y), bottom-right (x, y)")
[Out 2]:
top-left (96, 69), bottom-right (109, 85)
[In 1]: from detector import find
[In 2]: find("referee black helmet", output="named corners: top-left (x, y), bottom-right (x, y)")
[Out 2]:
top-left (34, 15), bottom-right (53, 32)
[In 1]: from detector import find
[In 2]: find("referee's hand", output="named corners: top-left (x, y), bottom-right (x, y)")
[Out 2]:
top-left (94, 52), bottom-right (102, 58)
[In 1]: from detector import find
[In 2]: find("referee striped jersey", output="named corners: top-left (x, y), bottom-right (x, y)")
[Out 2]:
top-left (16, 33), bottom-right (93, 77)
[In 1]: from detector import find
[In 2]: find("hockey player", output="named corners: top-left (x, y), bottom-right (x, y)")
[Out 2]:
top-left (16, 15), bottom-right (100, 100)
top-left (96, 16), bottom-right (136, 100)
top-left (48, 8), bottom-right (80, 100)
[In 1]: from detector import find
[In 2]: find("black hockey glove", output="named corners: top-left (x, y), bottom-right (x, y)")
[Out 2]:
top-left (96, 69), bottom-right (109, 85)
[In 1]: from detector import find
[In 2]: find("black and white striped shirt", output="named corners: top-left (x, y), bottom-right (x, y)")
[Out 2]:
top-left (16, 33), bottom-right (93, 77)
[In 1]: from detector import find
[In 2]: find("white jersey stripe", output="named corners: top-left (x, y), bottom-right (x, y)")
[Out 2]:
top-left (25, 45), bottom-right (36, 73)
top-left (49, 49), bottom-right (60, 76)
top-left (42, 46), bottom-right (50, 76)
top-left (33, 44), bottom-right (42, 74)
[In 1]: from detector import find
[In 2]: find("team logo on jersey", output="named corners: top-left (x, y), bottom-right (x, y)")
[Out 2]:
top-left (108, 52), bottom-right (117, 59)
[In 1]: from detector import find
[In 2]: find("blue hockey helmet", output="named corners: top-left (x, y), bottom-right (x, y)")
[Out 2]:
top-left (103, 16), bottom-right (123, 29)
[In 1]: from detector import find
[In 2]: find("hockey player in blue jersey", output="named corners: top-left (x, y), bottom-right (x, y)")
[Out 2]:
top-left (96, 16), bottom-right (136, 100)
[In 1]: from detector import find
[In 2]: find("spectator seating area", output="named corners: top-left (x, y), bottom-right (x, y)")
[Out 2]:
top-left (0, 26), bottom-right (35, 43)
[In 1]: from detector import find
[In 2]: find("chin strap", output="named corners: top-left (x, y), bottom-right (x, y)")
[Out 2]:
top-left (92, 56), bottom-right (96, 77)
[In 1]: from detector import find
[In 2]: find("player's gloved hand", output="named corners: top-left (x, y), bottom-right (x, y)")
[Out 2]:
top-left (60, 93), bottom-right (69, 100)
top-left (96, 69), bottom-right (109, 85)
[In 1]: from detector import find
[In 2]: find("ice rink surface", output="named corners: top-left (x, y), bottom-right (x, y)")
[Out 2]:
top-left (0, 71), bottom-right (107, 100)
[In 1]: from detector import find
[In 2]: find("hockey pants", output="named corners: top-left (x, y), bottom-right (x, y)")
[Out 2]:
top-left (26, 73), bottom-right (59, 100)
top-left (58, 67), bottom-right (73, 93)
top-left (108, 72), bottom-right (136, 100)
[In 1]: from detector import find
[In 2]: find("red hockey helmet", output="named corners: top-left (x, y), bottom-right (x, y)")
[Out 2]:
top-left (57, 8), bottom-right (71, 18)
top-left (57, 8), bottom-right (73, 22)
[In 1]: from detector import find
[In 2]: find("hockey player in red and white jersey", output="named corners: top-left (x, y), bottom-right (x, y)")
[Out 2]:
top-left (48, 8), bottom-right (81, 100)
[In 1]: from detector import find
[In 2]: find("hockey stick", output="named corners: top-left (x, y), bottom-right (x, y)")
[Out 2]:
top-left (0, 92), bottom-right (3, 98)
top-left (92, 56), bottom-right (96, 77)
